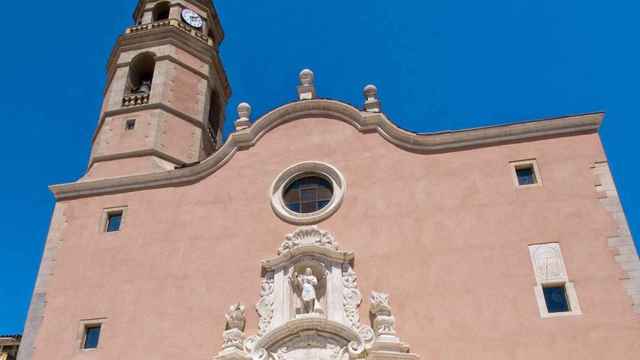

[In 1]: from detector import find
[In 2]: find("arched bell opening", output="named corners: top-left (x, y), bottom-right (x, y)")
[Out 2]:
top-left (152, 1), bottom-right (171, 22)
top-left (126, 52), bottom-right (156, 96)
top-left (206, 90), bottom-right (222, 151)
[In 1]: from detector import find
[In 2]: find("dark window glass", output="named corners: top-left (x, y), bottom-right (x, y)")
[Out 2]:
top-left (106, 212), bottom-right (123, 232)
top-left (301, 188), bottom-right (316, 203)
top-left (516, 166), bottom-right (537, 186)
top-left (125, 119), bottom-right (136, 131)
top-left (83, 325), bottom-right (101, 349)
top-left (543, 285), bottom-right (570, 313)
top-left (283, 175), bottom-right (333, 214)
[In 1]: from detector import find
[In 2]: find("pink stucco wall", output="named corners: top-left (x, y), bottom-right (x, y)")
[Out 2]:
top-left (31, 117), bottom-right (640, 360)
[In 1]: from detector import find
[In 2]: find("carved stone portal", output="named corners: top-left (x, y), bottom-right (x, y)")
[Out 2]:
top-left (216, 226), bottom-right (419, 360)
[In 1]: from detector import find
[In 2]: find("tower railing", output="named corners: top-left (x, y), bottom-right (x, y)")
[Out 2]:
top-left (122, 93), bottom-right (150, 107)
top-left (126, 19), bottom-right (213, 46)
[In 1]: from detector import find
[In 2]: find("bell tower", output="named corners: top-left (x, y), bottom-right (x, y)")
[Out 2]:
top-left (87, 0), bottom-right (230, 179)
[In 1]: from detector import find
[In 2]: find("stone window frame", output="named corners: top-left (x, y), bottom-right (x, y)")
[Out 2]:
top-left (77, 318), bottom-right (107, 352)
top-left (271, 162), bottom-right (346, 225)
top-left (511, 159), bottom-right (543, 189)
top-left (100, 206), bottom-right (128, 234)
top-left (528, 243), bottom-right (583, 319)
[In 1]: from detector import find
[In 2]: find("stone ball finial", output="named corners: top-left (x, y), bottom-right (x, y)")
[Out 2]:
top-left (299, 69), bottom-right (315, 86)
top-left (364, 84), bottom-right (378, 98)
top-left (235, 102), bottom-right (252, 131)
top-left (237, 102), bottom-right (252, 119)
top-left (297, 69), bottom-right (317, 100)
top-left (363, 84), bottom-right (381, 113)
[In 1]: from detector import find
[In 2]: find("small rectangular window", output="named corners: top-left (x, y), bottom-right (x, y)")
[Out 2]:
top-left (511, 160), bottom-right (542, 188)
top-left (516, 165), bottom-right (537, 186)
top-left (83, 325), bottom-right (101, 350)
top-left (105, 212), bottom-right (123, 232)
top-left (543, 285), bottom-right (570, 313)
top-left (125, 119), bottom-right (136, 131)
top-left (529, 243), bottom-right (582, 318)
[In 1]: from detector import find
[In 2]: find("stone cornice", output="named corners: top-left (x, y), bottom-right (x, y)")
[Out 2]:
top-left (133, 0), bottom-right (225, 44)
top-left (261, 246), bottom-right (355, 273)
top-left (50, 99), bottom-right (603, 200)
top-left (91, 149), bottom-right (188, 168)
top-left (91, 96), bottom-right (207, 148)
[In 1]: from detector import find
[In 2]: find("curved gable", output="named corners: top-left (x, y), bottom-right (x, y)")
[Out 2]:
top-left (50, 99), bottom-right (602, 200)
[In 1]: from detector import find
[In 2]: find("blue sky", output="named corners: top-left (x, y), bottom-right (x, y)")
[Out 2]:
top-left (0, 0), bottom-right (638, 334)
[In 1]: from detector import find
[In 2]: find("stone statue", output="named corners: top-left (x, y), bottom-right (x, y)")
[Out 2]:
top-left (294, 268), bottom-right (321, 314)
top-left (369, 292), bottom-right (398, 341)
top-left (222, 303), bottom-right (247, 351)
top-left (137, 80), bottom-right (152, 95)
top-left (225, 303), bottom-right (246, 332)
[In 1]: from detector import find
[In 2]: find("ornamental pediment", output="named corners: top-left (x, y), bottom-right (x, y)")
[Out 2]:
top-left (261, 227), bottom-right (354, 272)
top-left (215, 226), bottom-right (419, 360)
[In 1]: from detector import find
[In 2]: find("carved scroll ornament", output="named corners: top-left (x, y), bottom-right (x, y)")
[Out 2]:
top-left (342, 264), bottom-right (362, 330)
top-left (278, 226), bottom-right (339, 255)
top-left (256, 273), bottom-right (275, 337)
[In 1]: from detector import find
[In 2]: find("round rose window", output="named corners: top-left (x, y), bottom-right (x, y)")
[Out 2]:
top-left (283, 175), bottom-right (334, 214)
top-left (271, 162), bottom-right (346, 225)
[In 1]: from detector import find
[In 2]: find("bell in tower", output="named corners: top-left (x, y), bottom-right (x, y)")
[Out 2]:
top-left (87, 0), bottom-right (231, 179)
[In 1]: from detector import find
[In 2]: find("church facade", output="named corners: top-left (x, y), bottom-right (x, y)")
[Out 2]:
top-left (19, 1), bottom-right (640, 360)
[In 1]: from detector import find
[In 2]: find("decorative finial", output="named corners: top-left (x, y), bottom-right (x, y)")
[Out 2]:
top-left (234, 102), bottom-right (252, 131)
top-left (300, 69), bottom-right (314, 86)
top-left (369, 291), bottom-right (399, 341)
top-left (221, 303), bottom-right (247, 351)
top-left (225, 303), bottom-right (246, 332)
top-left (363, 84), bottom-right (381, 113)
top-left (297, 69), bottom-right (317, 100)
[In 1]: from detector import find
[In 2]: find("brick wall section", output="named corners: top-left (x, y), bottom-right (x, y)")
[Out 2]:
top-left (17, 204), bottom-right (68, 360)
top-left (593, 161), bottom-right (640, 314)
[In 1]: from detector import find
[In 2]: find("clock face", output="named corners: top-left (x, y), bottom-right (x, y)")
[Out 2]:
top-left (181, 8), bottom-right (203, 29)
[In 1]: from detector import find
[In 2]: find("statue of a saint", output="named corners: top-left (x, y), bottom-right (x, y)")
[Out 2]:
top-left (294, 268), bottom-right (320, 314)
